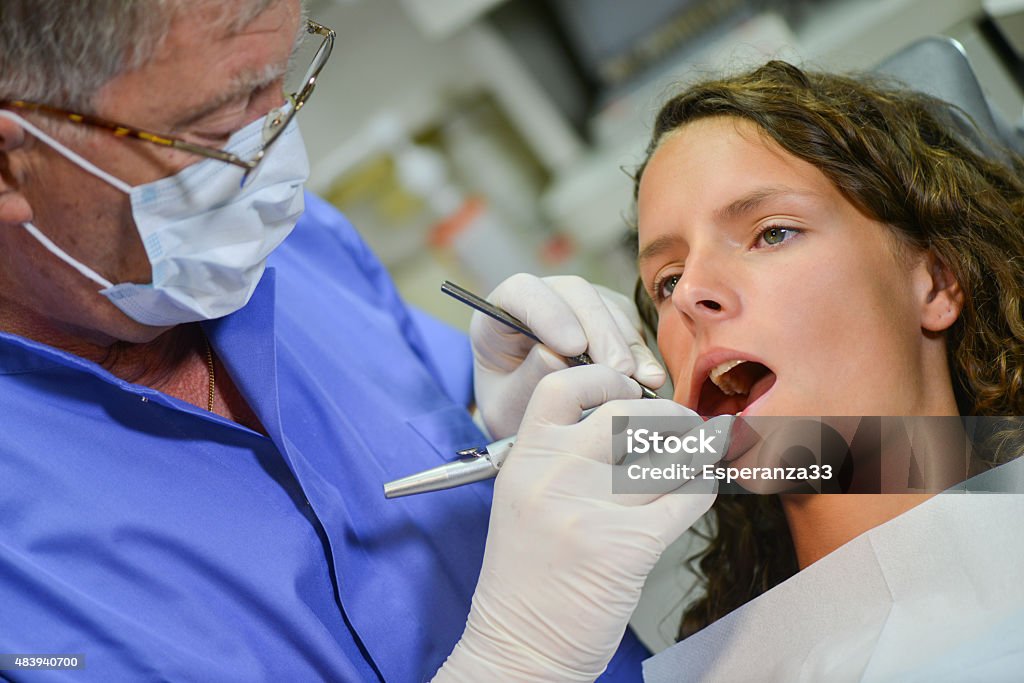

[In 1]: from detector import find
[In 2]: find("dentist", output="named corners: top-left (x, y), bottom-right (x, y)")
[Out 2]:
top-left (0, 1), bottom-right (709, 680)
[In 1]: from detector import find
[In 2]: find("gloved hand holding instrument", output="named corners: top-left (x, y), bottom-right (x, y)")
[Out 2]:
top-left (467, 274), bottom-right (666, 439)
top-left (394, 276), bottom-right (733, 680)
top-left (434, 365), bottom-right (731, 682)
top-left (384, 277), bottom-right (665, 498)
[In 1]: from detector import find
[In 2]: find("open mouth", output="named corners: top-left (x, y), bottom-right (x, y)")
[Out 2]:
top-left (697, 359), bottom-right (776, 416)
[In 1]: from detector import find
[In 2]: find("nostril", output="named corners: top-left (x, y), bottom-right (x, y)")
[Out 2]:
top-left (698, 299), bottom-right (722, 311)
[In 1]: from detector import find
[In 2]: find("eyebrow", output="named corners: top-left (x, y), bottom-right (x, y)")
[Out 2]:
top-left (173, 65), bottom-right (285, 129)
top-left (638, 186), bottom-right (818, 265)
top-left (713, 186), bottom-right (815, 222)
top-left (172, 22), bottom-right (306, 130)
top-left (638, 233), bottom-right (687, 266)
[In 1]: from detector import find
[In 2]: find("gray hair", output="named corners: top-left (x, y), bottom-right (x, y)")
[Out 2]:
top-left (0, 0), bottom-right (283, 112)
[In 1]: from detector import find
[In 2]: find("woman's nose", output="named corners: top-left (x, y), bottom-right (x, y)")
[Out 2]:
top-left (671, 252), bottom-right (740, 326)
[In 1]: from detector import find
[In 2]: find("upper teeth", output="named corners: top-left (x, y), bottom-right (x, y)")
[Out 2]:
top-left (709, 359), bottom-right (747, 395)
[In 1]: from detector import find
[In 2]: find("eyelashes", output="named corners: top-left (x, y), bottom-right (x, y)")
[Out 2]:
top-left (754, 224), bottom-right (801, 248)
top-left (651, 272), bottom-right (681, 302)
top-left (647, 224), bottom-right (803, 303)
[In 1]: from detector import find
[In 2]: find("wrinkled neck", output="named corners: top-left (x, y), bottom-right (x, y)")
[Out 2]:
top-left (0, 299), bottom-right (196, 387)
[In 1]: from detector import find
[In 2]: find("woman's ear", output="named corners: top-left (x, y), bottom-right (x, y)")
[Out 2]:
top-left (916, 251), bottom-right (964, 332)
top-left (0, 114), bottom-right (33, 225)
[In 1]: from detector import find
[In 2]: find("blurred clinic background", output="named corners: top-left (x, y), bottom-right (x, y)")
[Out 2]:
top-left (300, 0), bottom-right (1024, 334)
top-left (299, 0), bottom-right (1019, 333)
top-left (300, 0), bottom-right (1024, 651)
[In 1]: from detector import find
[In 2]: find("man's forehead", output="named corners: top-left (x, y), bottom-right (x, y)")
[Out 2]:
top-left (95, 0), bottom-right (301, 126)
top-left (169, 0), bottom-right (293, 40)
top-left (160, 0), bottom-right (299, 55)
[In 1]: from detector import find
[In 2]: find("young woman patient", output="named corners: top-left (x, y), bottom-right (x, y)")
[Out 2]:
top-left (631, 59), bottom-right (1024, 666)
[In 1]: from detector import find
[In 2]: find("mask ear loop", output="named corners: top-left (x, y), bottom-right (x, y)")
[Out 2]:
top-left (20, 221), bottom-right (114, 288)
top-left (0, 110), bottom-right (132, 193)
top-left (0, 109), bottom-right (129, 289)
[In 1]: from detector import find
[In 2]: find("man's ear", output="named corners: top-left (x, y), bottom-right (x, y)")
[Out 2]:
top-left (0, 114), bottom-right (33, 225)
top-left (916, 250), bottom-right (964, 332)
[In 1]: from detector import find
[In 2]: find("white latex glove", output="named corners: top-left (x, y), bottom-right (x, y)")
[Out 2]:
top-left (471, 274), bottom-right (667, 440)
top-left (435, 365), bottom-right (728, 683)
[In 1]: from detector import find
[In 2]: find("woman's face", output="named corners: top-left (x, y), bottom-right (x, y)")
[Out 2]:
top-left (637, 116), bottom-right (959, 418)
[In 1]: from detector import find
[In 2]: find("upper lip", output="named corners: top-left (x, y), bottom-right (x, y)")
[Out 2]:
top-left (686, 347), bottom-right (770, 411)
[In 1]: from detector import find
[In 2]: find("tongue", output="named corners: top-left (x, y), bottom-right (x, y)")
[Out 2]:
top-left (718, 361), bottom-right (768, 395)
top-left (745, 370), bottom-right (776, 407)
top-left (699, 362), bottom-right (776, 416)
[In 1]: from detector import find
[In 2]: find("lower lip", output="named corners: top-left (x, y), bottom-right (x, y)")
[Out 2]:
top-left (722, 417), bottom-right (759, 462)
top-left (696, 379), bottom-right (775, 460)
top-left (699, 386), bottom-right (773, 461)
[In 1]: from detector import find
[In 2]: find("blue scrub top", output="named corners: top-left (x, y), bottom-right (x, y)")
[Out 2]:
top-left (0, 193), bottom-right (648, 681)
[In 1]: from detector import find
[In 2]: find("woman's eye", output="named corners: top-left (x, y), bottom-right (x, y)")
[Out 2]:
top-left (756, 225), bottom-right (798, 247)
top-left (655, 274), bottom-right (681, 301)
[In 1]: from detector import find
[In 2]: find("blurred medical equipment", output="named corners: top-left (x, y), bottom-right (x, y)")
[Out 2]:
top-left (317, 111), bottom-right (545, 300)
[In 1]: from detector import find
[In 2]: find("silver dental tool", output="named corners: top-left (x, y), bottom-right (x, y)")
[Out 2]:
top-left (439, 280), bottom-right (660, 399)
top-left (383, 435), bottom-right (516, 499)
top-left (383, 410), bottom-right (594, 499)
top-left (383, 281), bottom-right (664, 499)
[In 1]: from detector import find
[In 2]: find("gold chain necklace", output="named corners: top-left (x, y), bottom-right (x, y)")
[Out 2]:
top-left (203, 335), bottom-right (215, 412)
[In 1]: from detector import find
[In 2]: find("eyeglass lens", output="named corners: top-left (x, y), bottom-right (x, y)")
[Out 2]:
top-left (255, 25), bottom-right (331, 160)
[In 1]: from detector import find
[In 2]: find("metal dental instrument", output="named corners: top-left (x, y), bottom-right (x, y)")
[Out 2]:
top-left (383, 435), bottom-right (516, 499)
top-left (439, 280), bottom-right (660, 399)
top-left (384, 281), bottom-right (666, 499)
top-left (383, 409), bottom-right (594, 499)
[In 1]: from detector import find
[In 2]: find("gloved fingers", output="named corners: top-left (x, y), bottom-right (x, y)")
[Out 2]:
top-left (505, 342), bottom-right (571, 387)
top-left (606, 413), bottom-right (733, 504)
top-left (610, 411), bottom-right (732, 465)
top-left (481, 274), bottom-right (644, 378)
top-left (608, 458), bottom-right (720, 506)
top-left (468, 312), bottom-right (535, 375)
top-left (475, 273), bottom-right (589, 363)
top-left (597, 285), bottom-right (667, 389)
top-left (539, 276), bottom-right (638, 376)
top-left (569, 397), bottom-right (702, 466)
top-left (588, 486), bottom-right (716, 552)
top-left (520, 365), bottom-right (642, 429)
top-left (476, 345), bottom-right (569, 439)
top-left (594, 490), bottom-right (718, 555)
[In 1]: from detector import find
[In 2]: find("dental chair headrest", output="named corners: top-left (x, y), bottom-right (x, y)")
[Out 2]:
top-left (874, 36), bottom-right (1024, 166)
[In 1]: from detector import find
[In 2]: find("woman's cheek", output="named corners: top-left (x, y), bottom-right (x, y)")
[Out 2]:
top-left (657, 315), bottom-right (691, 396)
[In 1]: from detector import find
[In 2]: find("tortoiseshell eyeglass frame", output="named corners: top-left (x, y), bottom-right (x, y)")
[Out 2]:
top-left (1, 19), bottom-right (334, 182)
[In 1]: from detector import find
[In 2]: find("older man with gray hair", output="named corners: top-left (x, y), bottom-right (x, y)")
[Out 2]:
top-left (0, 0), bottom-right (708, 680)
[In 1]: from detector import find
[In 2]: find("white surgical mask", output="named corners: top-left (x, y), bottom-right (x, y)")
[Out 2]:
top-left (1, 108), bottom-right (310, 327)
